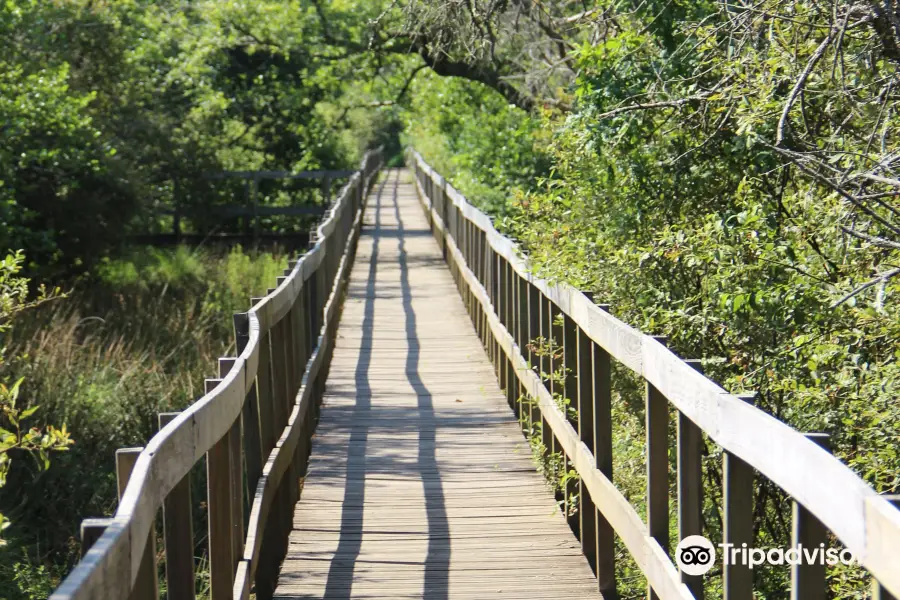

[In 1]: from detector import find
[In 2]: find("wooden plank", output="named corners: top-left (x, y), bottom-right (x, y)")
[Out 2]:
top-left (274, 170), bottom-right (602, 600)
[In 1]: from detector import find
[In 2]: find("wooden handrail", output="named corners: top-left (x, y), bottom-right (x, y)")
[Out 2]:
top-left (50, 149), bottom-right (384, 600)
top-left (407, 148), bottom-right (900, 599)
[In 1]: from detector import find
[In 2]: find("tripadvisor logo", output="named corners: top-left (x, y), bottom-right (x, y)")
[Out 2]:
top-left (675, 535), bottom-right (858, 576)
top-left (676, 535), bottom-right (716, 576)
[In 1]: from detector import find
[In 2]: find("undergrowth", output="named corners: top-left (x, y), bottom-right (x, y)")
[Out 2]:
top-left (0, 245), bottom-right (286, 600)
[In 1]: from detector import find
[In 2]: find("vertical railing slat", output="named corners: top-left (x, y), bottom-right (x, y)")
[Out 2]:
top-left (219, 359), bottom-right (245, 569)
top-left (160, 412), bottom-right (196, 600)
top-left (790, 433), bottom-right (831, 600)
top-left (723, 393), bottom-right (756, 600)
top-left (592, 304), bottom-right (617, 599)
top-left (576, 291), bottom-right (598, 582)
top-left (646, 336), bottom-right (669, 600)
top-left (205, 378), bottom-right (235, 600)
top-left (678, 359), bottom-right (705, 598)
top-left (234, 313), bottom-right (263, 498)
top-left (116, 447), bottom-right (159, 600)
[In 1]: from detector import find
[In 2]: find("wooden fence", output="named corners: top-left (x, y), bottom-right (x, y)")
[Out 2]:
top-left (49, 149), bottom-right (384, 600)
top-left (147, 169), bottom-right (356, 245)
top-left (408, 149), bottom-right (900, 600)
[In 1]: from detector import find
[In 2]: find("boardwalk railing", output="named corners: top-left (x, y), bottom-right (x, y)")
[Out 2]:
top-left (408, 149), bottom-right (900, 600)
top-left (152, 168), bottom-right (358, 244)
top-left (50, 149), bottom-right (383, 600)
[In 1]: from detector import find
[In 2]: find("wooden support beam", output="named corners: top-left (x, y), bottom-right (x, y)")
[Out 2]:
top-left (116, 448), bottom-right (158, 600)
top-left (723, 394), bottom-right (756, 600)
top-left (205, 378), bottom-right (234, 600)
top-left (80, 518), bottom-right (112, 558)
top-left (679, 359), bottom-right (705, 599)
top-left (646, 335), bottom-right (669, 600)
top-left (790, 432), bottom-right (831, 600)
top-left (159, 413), bottom-right (196, 600)
top-left (219, 359), bottom-right (245, 571)
top-left (591, 303), bottom-right (616, 599)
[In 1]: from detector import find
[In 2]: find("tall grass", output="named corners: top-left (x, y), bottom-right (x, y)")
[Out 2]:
top-left (0, 245), bottom-right (287, 599)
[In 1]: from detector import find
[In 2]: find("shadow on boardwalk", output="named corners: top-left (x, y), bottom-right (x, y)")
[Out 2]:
top-left (322, 170), bottom-right (450, 599)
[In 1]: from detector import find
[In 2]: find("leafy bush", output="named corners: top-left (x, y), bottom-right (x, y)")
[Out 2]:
top-left (0, 252), bottom-right (70, 550)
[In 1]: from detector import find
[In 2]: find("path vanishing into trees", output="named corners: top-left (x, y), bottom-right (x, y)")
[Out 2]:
top-left (50, 150), bottom-right (900, 600)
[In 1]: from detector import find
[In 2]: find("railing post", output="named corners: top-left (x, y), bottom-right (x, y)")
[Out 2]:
top-left (253, 297), bottom-right (277, 459)
top-left (539, 294), bottom-right (553, 453)
top-left (116, 448), bottom-right (159, 600)
top-left (593, 303), bottom-right (617, 599)
top-left (723, 393), bottom-right (756, 600)
top-left (873, 495), bottom-right (900, 600)
top-left (646, 335), bottom-right (669, 600)
top-left (515, 273), bottom-right (529, 423)
top-left (219, 359), bottom-right (245, 568)
top-left (679, 359), bottom-right (705, 598)
top-left (159, 412), bottom-right (196, 600)
top-left (234, 312), bottom-right (264, 498)
top-left (526, 282), bottom-right (541, 432)
top-left (497, 256), bottom-right (508, 391)
top-left (790, 432), bottom-right (831, 600)
top-left (563, 310), bottom-right (579, 533)
top-left (576, 292), bottom-right (597, 570)
top-left (80, 518), bottom-right (112, 557)
top-left (205, 378), bottom-right (235, 600)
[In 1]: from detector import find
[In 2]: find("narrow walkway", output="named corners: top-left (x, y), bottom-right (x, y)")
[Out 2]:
top-left (274, 169), bottom-right (602, 599)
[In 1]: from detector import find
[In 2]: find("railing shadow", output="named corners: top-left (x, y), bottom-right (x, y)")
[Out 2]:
top-left (321, 170), bottom-right (390, 599)
top-left (321, 168), bottom-right (450, 599)
top-left (394, 170), bottom-right (451, 600)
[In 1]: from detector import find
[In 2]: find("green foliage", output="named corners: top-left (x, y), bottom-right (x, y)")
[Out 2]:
top-left (0, 0), bottom-right (395, 277)
top-left (0, 246), bottom-right (284, 598)
top-left (406, 2), bottom-right (900, 597)
top-left (403, 72), bottom-right (551, 213)
top-left (0, 252), bottom-right (70, 549)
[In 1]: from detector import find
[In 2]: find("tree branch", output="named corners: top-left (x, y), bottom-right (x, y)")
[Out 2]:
top-left (594, 93), bottom-right (713, 119)
top-left (776, 27), bottom-right (836, 146)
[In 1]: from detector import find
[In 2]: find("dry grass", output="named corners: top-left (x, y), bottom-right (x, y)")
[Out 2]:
top-left (0, 245), bottom-right (289, 599)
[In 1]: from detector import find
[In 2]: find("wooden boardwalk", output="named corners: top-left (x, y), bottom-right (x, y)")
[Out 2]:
top-left (274, 169), bottom-right (602, 599)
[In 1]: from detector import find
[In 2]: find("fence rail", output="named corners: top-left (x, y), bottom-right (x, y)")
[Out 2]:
top-left (153, 169), bottom-right (354, 243)
top-left (50, 149), bottom-right (383, 600)
top-left (408, 149), bottom-right (900, 599)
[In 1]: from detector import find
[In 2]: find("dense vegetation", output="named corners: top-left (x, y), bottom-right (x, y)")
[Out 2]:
top-left (401, 1), bottom-right (900, 597)
top-left (2, 0), bottom-right (899, 598)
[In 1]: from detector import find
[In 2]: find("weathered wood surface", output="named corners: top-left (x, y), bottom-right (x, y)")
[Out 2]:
top-left (274, 169), bottom-right (601, 599)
